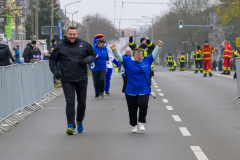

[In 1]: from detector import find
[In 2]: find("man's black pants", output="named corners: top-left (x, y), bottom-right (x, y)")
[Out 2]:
top-left (180, 62), bottom-right (185, 70)
top-left (195, 60), bottom-right (203, 71)
top-left (125, 94), bottom-right (150, 126)
top-left (62, 80), bottom-right (88, 128)
top-left (92, 69), bottom-right (106, 97)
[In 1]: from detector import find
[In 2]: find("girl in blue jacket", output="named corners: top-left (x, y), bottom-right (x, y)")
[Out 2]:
top-left (91, 37), bottom-right (109, 99)
top-left (110, 40), bottom-right (163, 133)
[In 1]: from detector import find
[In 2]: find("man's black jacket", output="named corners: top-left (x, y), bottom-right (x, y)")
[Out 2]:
top-left (49, 36), bottom-right (96, 83)
top-left (23, 43), bottom-right (33, 63)
top-left (129, 37), bottom-right (155, 56)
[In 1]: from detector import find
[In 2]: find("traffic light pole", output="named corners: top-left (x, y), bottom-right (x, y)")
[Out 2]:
top-left (182, 25), bottom-right (225, 41)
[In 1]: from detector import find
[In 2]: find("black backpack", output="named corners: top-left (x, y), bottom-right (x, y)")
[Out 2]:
top-left (0, 47), bottom-right (7, 61)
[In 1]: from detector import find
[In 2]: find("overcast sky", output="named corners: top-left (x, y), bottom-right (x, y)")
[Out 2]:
top-left (60, 0), bottom-right (171, 29)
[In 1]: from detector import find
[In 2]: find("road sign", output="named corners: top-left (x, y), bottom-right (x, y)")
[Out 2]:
top-left (41, 26), bottom-right (60, 35)
top-left (236, 37), bottom-right (240, 47)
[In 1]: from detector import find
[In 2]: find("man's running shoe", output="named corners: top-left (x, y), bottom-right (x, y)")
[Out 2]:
top-left (66, 123), bottom-right (75, 135)
top-left (132, 126), bottom-right (137, 133)
top-left (77, 122), bottom-right (84, 133)
top-left (209, 73), bottom-right (213, 77)
top-left (151, 91), bottom-right (156, 99)
top-left (99, 93), bottom-right (104, 99)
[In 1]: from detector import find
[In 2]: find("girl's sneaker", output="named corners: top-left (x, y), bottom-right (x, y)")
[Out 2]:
top-left (139, 123), bottom-right (145, 131)
top-left (132, 126), bottom-right (137, 133)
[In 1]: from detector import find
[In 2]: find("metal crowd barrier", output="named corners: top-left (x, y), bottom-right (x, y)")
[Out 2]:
top-left (233, 57), bottom-right (240, 104)
top-left (0, 61), bottom-right (60, 133)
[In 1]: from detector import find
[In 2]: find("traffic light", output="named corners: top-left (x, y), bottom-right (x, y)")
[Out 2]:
top-left (121, 31), bottom-right (124, 37)
top-left (179, 20), bottom-right (183, 28)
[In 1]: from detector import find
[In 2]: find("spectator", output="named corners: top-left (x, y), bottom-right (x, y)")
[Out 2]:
top-left (19, 57), bottom-right (25, 64)
top-left (33, 45), bottom-right (41, 60)
top-left (42, 50), bottom-right (50, 60)
top-left (212, 59), bottom-right (217, 71)
top-left (218, 58), bottom-right (223, 71)
top-left (49, 39), bottom-right (57, 54)
top-left (0, 38), bottom-right (15, 66)
top-left (23, 41), bottom-right (36, 63)
top-left (13, 45), bottom-right (20, 63)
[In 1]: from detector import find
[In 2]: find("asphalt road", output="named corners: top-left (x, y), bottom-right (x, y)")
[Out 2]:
top-left (0, 66), bottom-right (240, 160)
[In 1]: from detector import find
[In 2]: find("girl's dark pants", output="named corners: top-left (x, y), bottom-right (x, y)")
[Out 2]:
top-left (125, 94), bottom-right (150, 126)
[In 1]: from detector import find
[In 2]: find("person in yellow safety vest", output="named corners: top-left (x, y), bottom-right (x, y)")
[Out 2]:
top-left (173, 60), bottom-right (177, 71)
top-left (166, 53), bottom-right (174, 71)
top-left (162, 61), bottom-right (166, 68)
top-left (129, 35), bottom-right (155, 57)
top-left (233, 48), bottom-right (240, 79)
top-left (179, 52), bottom-right (186, 71)
top-left (194, 46), bottom-right (203, 73)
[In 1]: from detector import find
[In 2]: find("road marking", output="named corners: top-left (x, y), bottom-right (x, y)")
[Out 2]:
top-left (153, 83), bottom-right (157, 85)
top-left (156, 89), bottom-right (161, 92)
top-left (166, 106), bottom-right (173, 110)
top-left (215, 74), bottom-right (232, 79)
top-left (162, 99), bottom-right (169, 103)
top-left (190, 146), bottom-right (209, 160)
top-left (154, 86), bottom-right (158, 88)
top-left (172, 115), bottom-right (182, 122)
top-left (159, 93), bottom-right (164, 96)
top-left (179, 127), bottom-right (191, 136)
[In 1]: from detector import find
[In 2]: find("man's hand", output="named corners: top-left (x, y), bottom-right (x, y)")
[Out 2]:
top-left (106, 61), bottom-right (110, 64)
top-left (96, 54), bottom-right (99, 58)
top-left (157, 40), bottom-right (163, 48)
top-left (130, 35), bottom-right (133, 38)
top-left (50, 48), bottom-right (54, 53)
top-left (110, 44), bottom-right (116, 51)
top-left (54, 72), bottom-right (61, 79)
top-left (145, 37), bottom-right (149, 40)
top-left (79, 59), bottom-right (87, 65)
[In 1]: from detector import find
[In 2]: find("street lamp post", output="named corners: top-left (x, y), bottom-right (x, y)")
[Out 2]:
top-left (67, 11), bottom-right (79, 26)
top-left (141, 16), bottom-right (153, 41)
top-left (137, 20), bottom-right (151, 37)
top-left (65, 1), bottom-right (81, 32)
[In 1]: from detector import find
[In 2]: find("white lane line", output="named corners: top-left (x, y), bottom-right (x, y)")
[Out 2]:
top-left (156, 89), bottom-right (161, 92)
top-left (159, 93), bottom-right (164, 96)
top-left (154, 86), bottom-right (158, 88)
top-left (166, 106), bottom-right (173, 110)
top-left (172, 115), bottom-right (182, 122)
top-left (162, 99), bottom-right (169, 103)
top-left (179, 127), bottom-right (191, 136)
top-left (215, 74), bottom-right (232, 79)
top-left (153, 83), bottom-right (157, 85)
top-left (190, 146), bottom-right (209, 160)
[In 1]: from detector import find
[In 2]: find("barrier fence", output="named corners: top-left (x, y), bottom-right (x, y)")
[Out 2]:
top-left (0, 61), bottom-right (59, 133)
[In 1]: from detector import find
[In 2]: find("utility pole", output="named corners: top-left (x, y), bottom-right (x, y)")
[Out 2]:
top-left (51, 0), bottom-right (53, 40)
top-left (15, 14), bottom-right (18, 40)
top-left (35, 0), bottom-right (38, 39)
top-left (86, 25), bottom-right (89, 43)
top-left (30, 0), bottom-right (34, 41)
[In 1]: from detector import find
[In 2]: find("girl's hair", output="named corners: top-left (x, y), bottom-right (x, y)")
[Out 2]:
top-left (133, 48), bottom-right (143, 56)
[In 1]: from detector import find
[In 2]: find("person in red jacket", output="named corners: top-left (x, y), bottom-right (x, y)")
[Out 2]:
top-left (221, 41), bottom-right (232, 75)
top-left (200, 41), bottom-right (215, 77)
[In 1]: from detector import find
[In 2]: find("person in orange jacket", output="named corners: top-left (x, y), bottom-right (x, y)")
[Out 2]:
top-left (200, 41), bottom-right (215, 77)
top-left (221, 41), bottom-right (232, 75)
